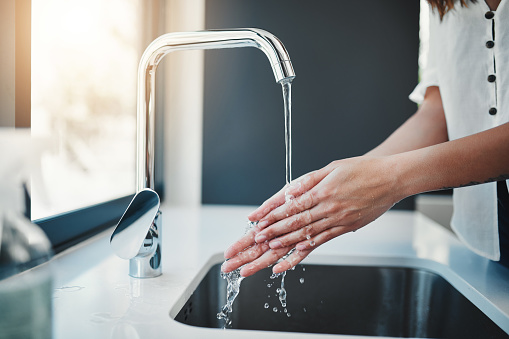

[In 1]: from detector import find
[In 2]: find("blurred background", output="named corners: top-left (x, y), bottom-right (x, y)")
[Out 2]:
top-left (2, 0), bottom-right (429, 222)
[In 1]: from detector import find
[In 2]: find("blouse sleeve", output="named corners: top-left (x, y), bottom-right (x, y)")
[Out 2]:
top-left (409, 8), bottom-right (439, 104)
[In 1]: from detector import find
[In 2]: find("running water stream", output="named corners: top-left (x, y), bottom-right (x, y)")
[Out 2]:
top-left (217, 79), bottom-right (294, 328)
top-left (276, 78), bottom-right (293, 317)
top-left (282, 79), bottom-right (292, 185)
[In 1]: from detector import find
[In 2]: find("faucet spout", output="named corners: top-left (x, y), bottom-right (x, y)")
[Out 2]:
top-left (136, 28), bottom-right (295, 191)
top-left (112, 28), bottom-right (295, 278)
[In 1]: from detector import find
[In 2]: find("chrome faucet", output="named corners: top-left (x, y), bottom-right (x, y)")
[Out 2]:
top-left (110, 28), bottom-right (295, 278)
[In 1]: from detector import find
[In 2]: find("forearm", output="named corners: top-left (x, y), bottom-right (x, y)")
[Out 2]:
top-left (392, 122), bottom-right (509, 200)
top-left (367, 86), bottom-right (448, 157)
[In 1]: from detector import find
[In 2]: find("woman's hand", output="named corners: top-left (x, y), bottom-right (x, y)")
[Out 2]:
top-left (222, 156), bottom-right (404, 277)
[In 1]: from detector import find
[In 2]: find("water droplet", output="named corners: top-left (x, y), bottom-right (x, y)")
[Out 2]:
top-left (302, 266), bottom-right (306, 272)
top-left (284, 308), bottom-right (287, 313)
top-left (264, 303), bottom-right (269, 309)
top-left (273, 307), bottom-right (278, 313)
top-left (270, 272), bottom-right (282, 279)
top-left (306, 235), bottom-right (311, 240)
top-left (287, 313), bottom-right (291, 317)
top-left (285, 193), bottom-right (295, 204)
top-left (276, 288), bottom-right (281, 293)
top-left (303, 307), bottom-right (307, 312)
top-left (310, 241), bottom-right (315, 246)
top-left (299, 278), bottom-right (305, 284)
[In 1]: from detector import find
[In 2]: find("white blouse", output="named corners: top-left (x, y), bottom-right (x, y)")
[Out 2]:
top-left (410, 1), bottom-right (509, 261)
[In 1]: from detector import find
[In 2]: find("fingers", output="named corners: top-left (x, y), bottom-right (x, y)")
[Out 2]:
top-left (271, 226), bottom-right (354, 274)
top-left (223, 226), bottom-right (259, 259)
top-left (272, 248), bottom-right (313, 274)
top-left (266, 217), bottom-right (331, 249)
top-left (254, 206), bottom-right (324, 244)
top-left (257, 189), bottom-right (319, 230)
top-left (295, 225), bottom-right (353, 251)
top-left (224, 245), bottom-right (310, 277)
top-left (221, 241), bottom-right (270, 273)
top-left (224, 226), bottom-right (351, 276)
top-left (239, 246), bottom-right (293, 277)
top-left (248, 169), bottom-right (328, 223)
top-left (247, 187), bottom-right (287, 223)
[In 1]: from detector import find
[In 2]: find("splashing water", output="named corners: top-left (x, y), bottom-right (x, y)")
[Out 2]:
top-left (270, 248), bottom-right (295, 311)
top-left (278, 273), bottom-right (287, 308)
top-left (216, 268), bottom-right (244, 329)
top-left (217, 79), bottom-right (295, 328)
top-left (217, 221), bottom-right (258, 328)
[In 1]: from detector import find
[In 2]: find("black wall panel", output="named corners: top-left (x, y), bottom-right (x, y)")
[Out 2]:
top-left (202, 0), bottom-right (420, 209)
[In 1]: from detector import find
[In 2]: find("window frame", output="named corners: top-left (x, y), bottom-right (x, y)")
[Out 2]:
top-left (34, 194), bottom-right (134, 253)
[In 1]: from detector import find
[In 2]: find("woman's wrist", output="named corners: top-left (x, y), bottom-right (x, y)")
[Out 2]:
top-left (382, 153), bottom-right (420, 204)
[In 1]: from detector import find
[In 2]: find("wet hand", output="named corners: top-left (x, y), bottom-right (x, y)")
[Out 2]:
top-left (223, 156), bottom-right (403, 277)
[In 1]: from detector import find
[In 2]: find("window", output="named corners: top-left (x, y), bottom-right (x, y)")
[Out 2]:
top-left (29, 0), bottom-right (168, 251)
top-left (418, 0), bottom-right (430, 80)
top-left (31, 0), bottom-right (146, 220)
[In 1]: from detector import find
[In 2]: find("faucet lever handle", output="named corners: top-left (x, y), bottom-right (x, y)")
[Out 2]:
top-left (110, 188), bottom-right (160, 259)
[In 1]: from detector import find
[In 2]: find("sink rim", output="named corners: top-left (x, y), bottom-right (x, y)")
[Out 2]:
top-left (169, 253), bottom-right (509, 335)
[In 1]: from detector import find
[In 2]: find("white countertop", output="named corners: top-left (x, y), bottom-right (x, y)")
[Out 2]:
top-left (49, 205), bottom-right (509, 338)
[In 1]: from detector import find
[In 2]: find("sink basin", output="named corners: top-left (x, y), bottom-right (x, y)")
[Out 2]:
top-left (172, 258), bottom-right (508, 338)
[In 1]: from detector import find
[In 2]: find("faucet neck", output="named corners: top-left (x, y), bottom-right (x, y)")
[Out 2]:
top-left (135, 29), bottom-right (295, 192)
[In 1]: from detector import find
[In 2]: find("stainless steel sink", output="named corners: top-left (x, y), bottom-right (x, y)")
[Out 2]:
top-left (172, 258), bottom-right (509, 338)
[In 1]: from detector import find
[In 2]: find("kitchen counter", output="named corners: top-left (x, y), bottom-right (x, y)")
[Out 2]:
top-left (50, 205), bottom-right (509, 338)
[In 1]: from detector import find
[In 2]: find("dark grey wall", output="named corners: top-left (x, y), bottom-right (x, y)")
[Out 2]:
top-left (202, 0), bottom-right (420, 209)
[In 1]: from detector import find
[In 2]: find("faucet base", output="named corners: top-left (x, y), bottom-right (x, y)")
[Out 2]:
top-left (128, 212), bottom-right (162, 278)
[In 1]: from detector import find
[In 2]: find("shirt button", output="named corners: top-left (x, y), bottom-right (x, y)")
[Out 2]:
top-left (489, 107), bottom-right (497, 115)
top-left (486, 40), bottom-right (495, 48)
top-left (488, 74), bottom-right (496, 82)
top-left (485, 11), bottom-right (495, 19)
